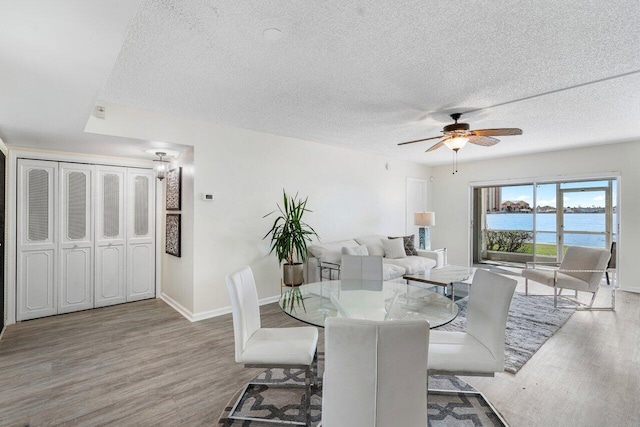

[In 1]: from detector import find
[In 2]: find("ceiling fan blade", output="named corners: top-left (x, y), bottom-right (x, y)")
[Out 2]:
top-left (426, 140), bottom-right (446, 152)
top-left (468, 135), bottom-right (500, 147)
top-left (397, 135), bottom-right (443, 146)
top-left (469, 128), bottom-right (523, 137)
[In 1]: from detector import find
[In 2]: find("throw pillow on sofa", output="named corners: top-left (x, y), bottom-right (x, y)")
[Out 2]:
top-left (308, 239), bottom-right (360, 264)
top-left (388, 235), bottom-right (418, 256)
top-left (354, 235), bottom-right (387, 257)
top-left (341, 245), bottom-right (369, 256)
top-left (381, 237), bottom-right (406, 259)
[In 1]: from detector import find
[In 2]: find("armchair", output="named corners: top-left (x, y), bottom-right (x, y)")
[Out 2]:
top-left (522, 246), bottom-right (612, 310)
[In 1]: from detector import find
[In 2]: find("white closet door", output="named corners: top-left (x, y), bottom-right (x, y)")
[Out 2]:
top-left (95, 166), bottom-right (126, 307)
top-left (17, 159), bottom-right (58, 321)
top-left (126, 169), bottom-right (156, 301)
top-left (58, 163), bottom-right (94, 314)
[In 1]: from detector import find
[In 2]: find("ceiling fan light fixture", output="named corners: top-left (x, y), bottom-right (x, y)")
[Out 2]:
top-left (444, 136), bottom-right (469, 151)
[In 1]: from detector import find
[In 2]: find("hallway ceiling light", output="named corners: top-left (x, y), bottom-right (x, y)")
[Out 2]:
top-left (154, 151), bottom-right (169, 181)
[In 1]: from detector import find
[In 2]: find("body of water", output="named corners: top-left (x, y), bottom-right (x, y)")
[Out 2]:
top-left (486, 213), bottom-right (615, 248)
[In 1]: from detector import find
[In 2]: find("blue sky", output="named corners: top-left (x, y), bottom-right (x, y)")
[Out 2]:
top-left (500, 180), bottom-right (616, 208)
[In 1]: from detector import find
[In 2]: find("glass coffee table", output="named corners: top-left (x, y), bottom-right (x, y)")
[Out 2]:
top-left (279, 279), bottom-right (458, 328)
top-left (404, 265), bottom-right (475, 302)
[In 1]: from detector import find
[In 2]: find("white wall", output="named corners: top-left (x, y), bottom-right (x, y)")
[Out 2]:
top-left (161, 147), bottom-right (195, 314)
top-left (88, 103), bottom-right (432, 318)
top-left (430, 140), bottom-right (640, 292)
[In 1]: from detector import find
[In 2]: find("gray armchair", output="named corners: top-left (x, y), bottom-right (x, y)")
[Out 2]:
top-left (522, 246), bottom-right (612, 310)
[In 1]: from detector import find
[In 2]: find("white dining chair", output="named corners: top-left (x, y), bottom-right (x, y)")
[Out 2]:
top-left (340, 255), bottom-right (383, 281)
top-left (322, 317), bottom-right (429, 427)
top-left (225, 266), bottom-right (319, 426)
top-left (428, 268), bottom-right (516, 376)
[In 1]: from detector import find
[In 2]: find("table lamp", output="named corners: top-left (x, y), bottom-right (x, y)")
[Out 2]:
top-left (414, 212), bottom-right (435, 250)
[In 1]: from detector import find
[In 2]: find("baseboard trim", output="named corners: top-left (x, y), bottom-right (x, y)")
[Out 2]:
top-left (160, 293), bottom-right (197, 322)
top-left (0, 326), bottom-right (5, 342)
top-left (161, 293), bottom-right (281, 322)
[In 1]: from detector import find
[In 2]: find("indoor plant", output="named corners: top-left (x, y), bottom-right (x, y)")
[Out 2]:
top-left (263, 190), bottom-right (319, 286)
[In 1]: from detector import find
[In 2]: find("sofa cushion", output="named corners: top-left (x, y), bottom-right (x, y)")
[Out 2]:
top-left (388, 235), bottom-right (418, 256)
top-left (383, 264), bottom-right (406, 281)
top-left (341, 245), bottom-right (369, 256)
top-left (319, 262), bottom-right (405, 281)
top-left (308, 240), bottom-right (359, 264)
top-left (381, 238), bottom-right (406, 259)
top-left (355, 235), bottom-right (387, 257)
top-left (383, 256), bottom-right (436, 274)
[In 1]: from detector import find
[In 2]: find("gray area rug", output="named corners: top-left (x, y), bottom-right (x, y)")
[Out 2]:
top-left (440, 292), bottom-right (575, 373)
top-left (218, 369), bottom-right (507, 426)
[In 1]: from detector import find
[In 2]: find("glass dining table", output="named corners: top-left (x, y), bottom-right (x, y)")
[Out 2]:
top-left (279, 279), bottom-right (458, 328)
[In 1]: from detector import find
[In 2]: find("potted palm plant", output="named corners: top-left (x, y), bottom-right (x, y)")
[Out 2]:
top-left (263, 190), bottom-right (319, 286)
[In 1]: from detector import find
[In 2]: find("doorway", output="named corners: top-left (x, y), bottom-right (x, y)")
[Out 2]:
top-left (406, 178), bottom-right (428, 239)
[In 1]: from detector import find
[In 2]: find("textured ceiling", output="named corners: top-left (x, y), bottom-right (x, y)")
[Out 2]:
top-left (98, 0), bottom-right (640, 165)
top-left (2, 1), bottom-right (640, 163)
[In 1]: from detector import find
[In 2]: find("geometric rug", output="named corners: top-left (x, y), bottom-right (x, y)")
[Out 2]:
top-left (217, 369), bottom-right (508, 426)
top-left (439, 293), bottom-right (575, 373)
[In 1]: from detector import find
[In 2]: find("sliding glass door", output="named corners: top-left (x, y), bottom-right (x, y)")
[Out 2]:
top-left (474, 178), bottom-right (617, 265)
top-left (557, 180), bottom-right (615, 261)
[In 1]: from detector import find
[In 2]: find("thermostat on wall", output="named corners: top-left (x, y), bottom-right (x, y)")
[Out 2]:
top-left (201, 193), bottom-right (215, 201)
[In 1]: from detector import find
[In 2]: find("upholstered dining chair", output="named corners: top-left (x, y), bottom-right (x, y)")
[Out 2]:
top-left (322, 318), bottom-right (429, 427)
top-left (340, 255), bottom-right (383, 281)
top-left (225, 266), bottom-right (319, 426)
top-left (522, 245), bottom-right (612, 310)
top-left (428, 269), bottom-right (516, 376)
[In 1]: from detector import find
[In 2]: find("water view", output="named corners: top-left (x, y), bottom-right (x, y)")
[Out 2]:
top-left (486, 213), bottom-right (615, 248)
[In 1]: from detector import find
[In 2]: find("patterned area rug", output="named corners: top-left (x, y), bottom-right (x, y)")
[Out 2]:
top-left (440, 292), bottom-right (575, 373)
top-left (218, 369), bottom-right (507, 426)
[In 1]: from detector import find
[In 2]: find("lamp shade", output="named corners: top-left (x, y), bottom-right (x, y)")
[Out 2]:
top-left (414, 212), bottom-right (435, 227)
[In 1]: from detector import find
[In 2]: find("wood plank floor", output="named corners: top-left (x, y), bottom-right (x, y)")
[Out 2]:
top-left (465, 280), bottom-right (640, 427)
top-left (0, 283), bottom-right (638, 426)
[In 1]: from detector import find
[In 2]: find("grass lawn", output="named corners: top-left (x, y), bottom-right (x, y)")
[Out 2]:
top-left (488, 242), bottom-right (566, 256)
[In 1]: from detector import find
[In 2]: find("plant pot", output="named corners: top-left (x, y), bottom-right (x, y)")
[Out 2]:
top-left (283, 263), bottom-right (304, 286)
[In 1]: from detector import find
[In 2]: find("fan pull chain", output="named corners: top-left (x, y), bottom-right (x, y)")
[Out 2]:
top-left (452, 149), bottom-right (459, 174)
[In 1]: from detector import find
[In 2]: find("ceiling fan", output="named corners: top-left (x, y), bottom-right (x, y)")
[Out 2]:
top-left (397, 113), bottom-right (523, 173)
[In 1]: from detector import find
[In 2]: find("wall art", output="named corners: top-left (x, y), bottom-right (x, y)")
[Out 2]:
top-left (166, 213), bottom-right (181, 257)
top-left (166, 167), bottom-right (182, 210)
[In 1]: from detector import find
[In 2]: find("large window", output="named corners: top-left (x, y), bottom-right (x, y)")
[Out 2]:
top-left (473, 178), bottom-right (617, 264)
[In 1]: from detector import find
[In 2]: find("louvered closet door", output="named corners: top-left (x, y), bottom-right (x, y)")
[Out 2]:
top-left (58, 163), bottom-right (94, 314)
top-left (17, 159), bottom-right (58, 321)
top-left (95, 166), bottom-right (126, 307)
top-left (126, 169), bottom-right (156, 301)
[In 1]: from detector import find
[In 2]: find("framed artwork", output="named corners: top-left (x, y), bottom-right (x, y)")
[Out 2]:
top-left (166, 214), bottom-right (181, 257)
top-left (166, 167), bottom-right (182, 210)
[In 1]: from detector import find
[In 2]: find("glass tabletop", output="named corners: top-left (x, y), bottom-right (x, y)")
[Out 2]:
top-left (279, 280), bottom-right (458, 328)
top-left (404, 265), bottom-right (475, 286)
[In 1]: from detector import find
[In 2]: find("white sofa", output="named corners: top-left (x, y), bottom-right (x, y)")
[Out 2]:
top-left (306, 235), bottom-right (444, 283)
